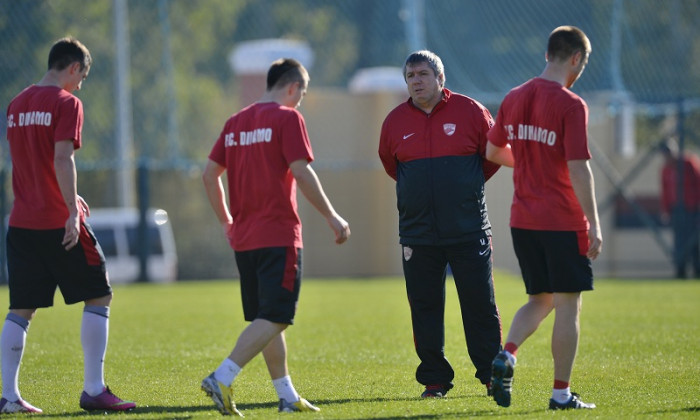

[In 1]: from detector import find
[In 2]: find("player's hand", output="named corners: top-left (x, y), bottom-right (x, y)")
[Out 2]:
top-left (78, 195), bottom-right (90, 217)
top-left (62, 213), bottom-right (81, 251)
top-left (587, 225), bottom-right (603, 260)
top-left (328, 214), bottom-right (350, 244)
top-left (222, 219), bottom-right (233, 241)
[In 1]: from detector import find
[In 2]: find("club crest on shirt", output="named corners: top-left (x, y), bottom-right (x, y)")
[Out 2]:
top-left (443, 123), bottom-right (456, 136)
top-left (403, 246), bottom-right (413, 261)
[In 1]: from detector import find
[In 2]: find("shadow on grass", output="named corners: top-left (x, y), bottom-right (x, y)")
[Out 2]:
top-left (331, 395), bottom-right (543, 418)
top-left (343, 414), bottom-right (522, 420)
top-left (32, 395), bottom-right (543, 418)
top-left (35, 405), bottom-right (217, 419)
top-left (253, 394), bottom-right (541, 418)
top-left (646, 406), bottom-right (700, 415)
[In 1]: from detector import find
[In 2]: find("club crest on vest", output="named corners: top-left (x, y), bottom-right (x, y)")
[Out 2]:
top-left (403, 246), bottom-right (413, 261)
top-left (443, 123), bottom-right (456, 136)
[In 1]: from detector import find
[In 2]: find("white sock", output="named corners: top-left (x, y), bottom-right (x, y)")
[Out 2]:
top-left (552, 387), bottom-right (572, 403)
top-left (272, 375), bottom-right (299, 402)
top-left (1, 314), bottom-right (29, 402)
top-left (503, 350), bottom-right (517, 366)
top-left (214, 358), bottom-right (241, 387)
top-left (82, 306), bottom-right (109, 396)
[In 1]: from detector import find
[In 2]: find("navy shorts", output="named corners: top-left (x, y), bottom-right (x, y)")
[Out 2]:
top-left (511, 228), bottom-right (593, 294)
top-left (7, 224), bottom-right (112, 309)
top-left (234, 247), bottom-right (302, 325)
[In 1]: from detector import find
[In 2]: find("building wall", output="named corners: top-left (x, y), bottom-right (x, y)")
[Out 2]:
top-left (297, 90), bottom-right (405, 277)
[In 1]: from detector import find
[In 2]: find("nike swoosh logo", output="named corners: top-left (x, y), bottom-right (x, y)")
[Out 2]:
top-left (478, 248), bottom-right (489, 256)
top-left (403, 133), bottom-right (415, 140)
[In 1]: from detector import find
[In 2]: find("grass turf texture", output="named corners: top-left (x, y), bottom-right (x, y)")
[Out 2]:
top-left (0, 272), bottom-right (698, 418)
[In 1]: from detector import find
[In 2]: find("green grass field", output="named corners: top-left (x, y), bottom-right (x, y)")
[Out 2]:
top-left (0, 272), bottom-right (698, 419)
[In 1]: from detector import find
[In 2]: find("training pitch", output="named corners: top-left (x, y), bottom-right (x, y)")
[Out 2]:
top-left (0, 273), bottom-right (697, 418)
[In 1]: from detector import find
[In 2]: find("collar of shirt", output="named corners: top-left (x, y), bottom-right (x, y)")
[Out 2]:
top-left (407, 88), bottom-right (452, 115)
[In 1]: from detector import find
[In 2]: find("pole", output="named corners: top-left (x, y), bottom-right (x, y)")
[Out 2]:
top-left (137, 162), bottom-right (150, 282)
top-left (672, 98), bottom-right (688, 278)
top-left (114, 0), bottom-right (134, 207)
top-left (402, 0), bottom-right (426, 53)
top-left (609, 0), bottom-right (624, 93)
top-left (158, 0), bottom-right (180, 164)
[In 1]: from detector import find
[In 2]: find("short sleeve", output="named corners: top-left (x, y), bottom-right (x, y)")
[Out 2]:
top-left (281, 110), bottom-right (314, 165)
top-left (208, 125), bottom-right (227, 167)
top-left (562, 100), bottom-right (591, 161)
top-left (487, 106), bottom-right (509, 148)
top-left (54, 96), bottom-right (83, 149)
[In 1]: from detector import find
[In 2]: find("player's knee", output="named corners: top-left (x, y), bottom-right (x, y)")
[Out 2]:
top-left (85, 293), bottom-right (113, 307)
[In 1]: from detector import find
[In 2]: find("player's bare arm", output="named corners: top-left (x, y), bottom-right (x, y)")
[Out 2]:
top-left (567, 159), bottom-right (602, 259)
top-left (486, 141), bottom-right (515, 168)
top-left (289, 159), bottom-right (350, 244)
top-left (202, 159), bottom-right (234, 236)
top-left (54, 140), bottom-right (80, 250)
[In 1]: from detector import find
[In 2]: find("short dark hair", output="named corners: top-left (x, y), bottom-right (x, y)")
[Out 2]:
top-left (48, 37), bottom-right (92, 71)
top-left (266, 58), bottom-right (309, 91)
top-left (547, 26), bottom-right (591, 62)
top-left (403, 50), bottom-right (445, 88)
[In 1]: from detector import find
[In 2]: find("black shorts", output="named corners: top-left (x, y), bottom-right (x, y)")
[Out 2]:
top-left (511, 228), bottom-right (593, 294)
top-left (7, 224), bottom-right (112, 309)
top-left (234, 247), bottom-right (302, 325)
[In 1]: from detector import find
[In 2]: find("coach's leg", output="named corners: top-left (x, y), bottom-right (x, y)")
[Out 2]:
top-left (403, 245), bottom-right (454, 389)
top-left (551, 292), bottom-right (581, 384)
top-left (449, 240), bottom-right (502, 385)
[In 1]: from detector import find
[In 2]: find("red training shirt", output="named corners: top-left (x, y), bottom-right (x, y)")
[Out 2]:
top-left (6, 85), bottom-right (83, 229)
top-left (488, 77), bottom-right (591, 231)
top-left (661, 154), bottom-right (700, 214)
top-left (209, 102), bottom-right (314, 251)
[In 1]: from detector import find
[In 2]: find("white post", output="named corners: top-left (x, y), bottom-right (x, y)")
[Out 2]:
top-left (610, 0), bottom-right (635, 157)
top-left (114, 0), bottom-right (134, 207)
top-left (402, 0), bottom-right (426, 53)
top-left (158, 0), bottom-right (179, 162)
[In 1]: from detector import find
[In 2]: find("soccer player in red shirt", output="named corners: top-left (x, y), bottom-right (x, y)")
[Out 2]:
top-left (1, 37), bottom-right (135, 414)
top-left (201, 58), bottom-right (350, 416)
top-left (486, 26), bottom-right (602, 410)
